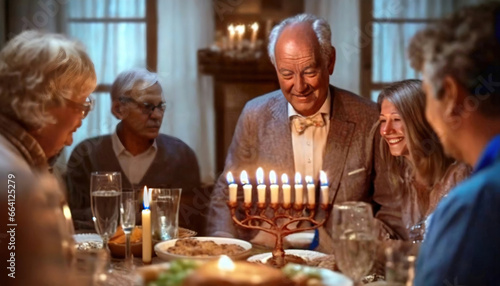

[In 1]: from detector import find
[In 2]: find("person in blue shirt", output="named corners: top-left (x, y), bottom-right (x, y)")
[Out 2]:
top-left (407, 2), bottom-right (500, 285)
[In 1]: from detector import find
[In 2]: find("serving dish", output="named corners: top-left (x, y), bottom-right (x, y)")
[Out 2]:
top-left (154, 236), bottom-right (252, 261)
top-left (108, 227), bottom-right (197, 258)
top-left (284, 232), bottom-right (315, 249)
top-left (247, 249), bottom-right (327, 263)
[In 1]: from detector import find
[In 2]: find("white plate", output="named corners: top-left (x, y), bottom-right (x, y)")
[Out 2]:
top-left (247, 249), bottom-right (327, 263)
top-left (284, 264), bottom-right (353, 286)
top-left (73, 233), bottom-right (103, 251)
top-left (285, 232), bottom-right (315, 248)
top-left (154, 236), bottom-right (252, 261)
top-left (73, 233), bottom-right (102, 243)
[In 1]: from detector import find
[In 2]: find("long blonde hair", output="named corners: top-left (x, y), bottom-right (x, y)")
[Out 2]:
top-left (377, 79), bottom-right (454, 186)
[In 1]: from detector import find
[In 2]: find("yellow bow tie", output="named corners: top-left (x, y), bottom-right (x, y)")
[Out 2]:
top-left (292, 113), bottom-right (325, 134)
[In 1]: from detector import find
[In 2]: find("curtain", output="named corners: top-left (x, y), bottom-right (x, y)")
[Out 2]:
top-left (306, 0), bottom-right (499, 100)
top-left (305, 0), bottom-right (361, 95)
top-left (156, 0), bottom-right (215, 183)
top-left (62, 0), bottom-right (145, 173)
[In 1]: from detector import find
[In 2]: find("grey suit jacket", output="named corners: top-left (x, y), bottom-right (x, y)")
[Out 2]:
top-left (207, 85), bottom-right (406, 249)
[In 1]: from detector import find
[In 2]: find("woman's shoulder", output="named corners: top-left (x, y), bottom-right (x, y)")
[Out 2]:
top-left (427, 162), bottom-right (472, 216)
top-left (444, 161), bottom-right (473, 185)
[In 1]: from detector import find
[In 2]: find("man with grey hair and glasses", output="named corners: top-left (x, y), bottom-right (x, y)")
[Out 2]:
top-left (66, 68), bottom-right (201, 230)
top-left (207, 14), bottom-right (406, 250)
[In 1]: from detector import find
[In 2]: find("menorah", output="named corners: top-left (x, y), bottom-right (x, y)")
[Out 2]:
top-left (225, 168), bottom-right (337, 268)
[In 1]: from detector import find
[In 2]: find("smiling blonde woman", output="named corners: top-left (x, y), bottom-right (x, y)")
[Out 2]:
top-left (376, 79), bottom-right (471, 241)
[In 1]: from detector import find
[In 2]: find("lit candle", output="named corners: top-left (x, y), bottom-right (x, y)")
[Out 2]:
top-left (294, 172), bottom-right (303, 205)
top-left (236, 24), bottom-right (245, 50)
top-left (228, 24), bottom-right (235, 50)
top-left (183, 255), bottom-right (287, 285)
top-left (240, 170), bottom-right (252, 204)
top-left (282, 173), bottom-right (291, 205)
top-left (320, 170), bottom-right (329, 205)
top-left (305, 176), bottom-right (315, 205)
top-left (218, 255), bottom-right (235, 272)
top-left (226, 172), bottom-right (237, 203)
top-left (250, 22), bottom-right (259, 49)
top-left (256, 167), bottom-right (266, 204)
top-left (142, 186), bottom-right (152, 264)
top-left (269, 170), bottom-right (278, 204)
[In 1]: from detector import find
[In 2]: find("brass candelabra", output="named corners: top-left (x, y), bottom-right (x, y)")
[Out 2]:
top-left (227, 200), bottom-right (333, 268)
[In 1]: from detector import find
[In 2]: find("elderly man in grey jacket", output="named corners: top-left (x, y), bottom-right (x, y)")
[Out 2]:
top-left (207, 14), bottom-right (406, 251)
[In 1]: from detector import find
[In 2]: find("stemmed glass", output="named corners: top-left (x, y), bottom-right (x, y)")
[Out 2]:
top-left (90, 172), bottom-right (122, 253)
top-left (120, 189), bottom-right (136, 268)
top-left (331, 201), bottom-right (377, 285)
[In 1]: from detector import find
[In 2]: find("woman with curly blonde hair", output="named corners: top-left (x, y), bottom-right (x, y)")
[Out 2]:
top-left (0, 30), bottom-right (96, 285)
top-left (0, 30), bottom-right (96, 171)
top-left (377, 79), bottom-right (470, 241)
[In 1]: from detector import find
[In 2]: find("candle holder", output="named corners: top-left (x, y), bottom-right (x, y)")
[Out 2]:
top-left (227, 199), bottom-right (334, 268)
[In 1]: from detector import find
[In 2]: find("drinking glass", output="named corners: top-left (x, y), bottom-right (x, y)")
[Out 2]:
top-left (90, 172), bottom-right (122, 251)
top-left (150, 188), bottom-right (182, 241)
top-left (331, 201), bottom-right (377, 284)
top-left (120, 189), bottom-right (136, 264)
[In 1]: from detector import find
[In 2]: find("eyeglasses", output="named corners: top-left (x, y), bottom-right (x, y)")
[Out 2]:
top-left (119, 96), bottom-right (166, 115)
top-left (62, 96), bottom-right (95, 118)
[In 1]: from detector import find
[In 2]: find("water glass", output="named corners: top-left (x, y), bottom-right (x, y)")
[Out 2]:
top-left (150, 188), bottom-right (182, 241)
top-left (331, 201), bottom-right (377, 284)
top-left (385, 241), bottom-right (419, 285)
top-left (90, 172), bottom-right (122, 250)
top-left (120, 189), bottom-right (136, 263)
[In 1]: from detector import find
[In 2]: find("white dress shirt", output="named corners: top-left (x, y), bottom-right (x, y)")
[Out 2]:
top-left (288, 90), bottom-right (331, 182)
top-left (111, 131), bottom-right (157, 185)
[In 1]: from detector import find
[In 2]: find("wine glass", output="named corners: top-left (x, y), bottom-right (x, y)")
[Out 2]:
top-left (90, 172), bottom-right (122, 253)
top-left (331, 201), bottom-right (377, 284)
top-left (120, 188), bottom-right (136, 267)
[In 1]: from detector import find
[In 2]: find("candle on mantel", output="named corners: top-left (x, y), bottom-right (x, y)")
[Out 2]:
top-left (142, 186), bottom-right (152, 264)
top-left (269, 170), bottom-right (278, 204)
top-left (240, 170), bottom-right (252, 204)
top-left (235, 24), bottom-right (245, 50)
top-left (256, 167), bottom-right (266, 204)
top-left (294, 172), bottom-right (303, 205)
top-left (226, 172), bottom-right (237, 203)
top-left (250, 22), bottom-right (259, 49)
top-left (305, 176), bottom-right (315, 205)
top-left (281, 173), bottom-right (291, 205)
top-left (320, 170), bottom-right (329, 205)
top-left (228, 24), bottom-right (235, 50)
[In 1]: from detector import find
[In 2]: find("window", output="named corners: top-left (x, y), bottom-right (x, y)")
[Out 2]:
top-left (62, 0), bottom-right (157, 160)
top-left (361, 0), bottom-right (496, 102)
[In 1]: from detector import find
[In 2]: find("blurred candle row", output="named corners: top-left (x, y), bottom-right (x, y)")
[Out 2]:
top-left (226, 168), bottom-right (329, 205)
top-left (227, 22), bottom-right (259, 50)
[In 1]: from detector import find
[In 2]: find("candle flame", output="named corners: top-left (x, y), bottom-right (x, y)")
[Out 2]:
top-left (320, 170), bottom-right (328, 186)
top-left (282, 173), bottom-right (289, 185)
top-left (251, 22), bottom-right (259, 32)
top-left (218, 255), bottom-right (235, 271)
top-left (226, 172), bottom-right (234, 184)
top-left (256, 167), bottom-right (264, 184)
top-left (305, 175), bottom-right (313, 184)
top-left (228, 24), bottom-right (235, 35)
top-left (295, 172), bottom-right (302, 184)
top-left (235, 24), bottom-right (245, 36)
top-left (269, 170), bottom-right (277, 185)
top-left (143, 186), bottom-right (151, 209)
top-left (240, 170), bottom-right (249, 185)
